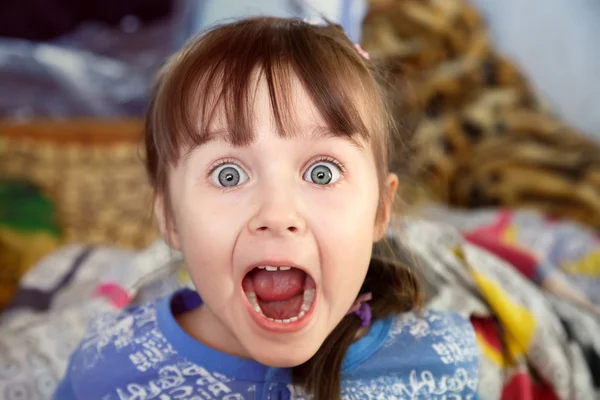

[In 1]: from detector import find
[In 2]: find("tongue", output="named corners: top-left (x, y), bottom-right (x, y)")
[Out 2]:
top-left (242, 268), bottom-right (310, 320)
top-left (260, 296), bottom-right (303, 320)
top-left (243, 268), bottom-right (306, 301)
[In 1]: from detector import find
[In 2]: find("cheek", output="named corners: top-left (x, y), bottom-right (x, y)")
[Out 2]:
top-left (175, 184), bottom-right (248, 245)
top-left (308, 168), bottom-right (380, 240)
top-left (308, 177), bottom-right (379, 303)
top-left (171, 188), bottom-right (248, 299)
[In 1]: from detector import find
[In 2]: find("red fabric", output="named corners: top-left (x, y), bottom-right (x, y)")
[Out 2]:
top-left (502, 374), bottom-right (534, 400)
top-left (462, 210), bottom-right (540, 281)
top-left (468, 211), bottom-right (513, 237)
top-left (470, 316), bottom-right (503, 353)
top-left (464, 234), bottom-right (539, 281)
top-left (502, 373), bottom-right (560, 400)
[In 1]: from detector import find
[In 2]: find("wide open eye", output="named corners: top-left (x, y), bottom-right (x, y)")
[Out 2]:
top-left (303, 161), bottom-right (342, 185)
top-left (210, 164), bottom-right (249, 187)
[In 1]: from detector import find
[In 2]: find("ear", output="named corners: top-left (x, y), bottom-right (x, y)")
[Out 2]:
top-left (373, 173), bottom-right (399, 241)
top-left (154, 194), bottom-right (181, 251)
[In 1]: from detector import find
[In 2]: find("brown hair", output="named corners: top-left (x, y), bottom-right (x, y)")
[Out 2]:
top-left (144, 16), bottom-right (421, 399)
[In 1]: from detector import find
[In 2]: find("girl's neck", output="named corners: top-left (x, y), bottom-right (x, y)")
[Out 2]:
top-left (176, 304), bottom-right (252, 360)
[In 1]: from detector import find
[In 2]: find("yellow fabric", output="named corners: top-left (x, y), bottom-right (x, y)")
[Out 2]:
top-left (454, 246), bottom-right (536, 365)
top-left (0, 228), bottom-right (60, 308)
top-left (562, 250), bottom-right (600, 277)
top-left (470, 269), bottom-right (536, 364)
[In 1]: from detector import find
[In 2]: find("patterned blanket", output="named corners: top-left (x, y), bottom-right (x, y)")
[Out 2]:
top-left (1, 215), bottom-right (599, 399)
top-left (421, 206), bottom-right (600, 312)
top-left (396, 217), bottom-right (600, 400)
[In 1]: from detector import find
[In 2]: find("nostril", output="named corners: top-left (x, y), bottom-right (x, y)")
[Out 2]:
top-left (252, 224), bottom-right (300, 234)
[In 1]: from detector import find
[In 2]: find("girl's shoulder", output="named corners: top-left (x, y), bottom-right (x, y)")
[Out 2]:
top-left (386, 308), bottom-right (477, 349)
top-left (341, 309), bottom-right (480, 398)
top-left (77, 298), bottom-right (163, 356)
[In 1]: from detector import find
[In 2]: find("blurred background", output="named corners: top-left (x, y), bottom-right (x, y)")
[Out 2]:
top-left (0, 1), bottom-right (599, 399)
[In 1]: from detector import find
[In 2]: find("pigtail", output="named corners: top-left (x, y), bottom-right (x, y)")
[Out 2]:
top-left (292, 240), bottom-right (422, 399)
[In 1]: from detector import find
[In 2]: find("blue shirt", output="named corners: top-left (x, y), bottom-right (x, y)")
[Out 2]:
top-left (53, 289), bottom-right (480, 399)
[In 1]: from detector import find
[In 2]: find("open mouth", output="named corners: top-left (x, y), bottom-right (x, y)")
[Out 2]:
top-left (242, 265), bottom-right (316, 323)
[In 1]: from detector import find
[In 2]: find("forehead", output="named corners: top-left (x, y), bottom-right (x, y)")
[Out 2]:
top-left (199, 70), bottom-right (368, 148)
top-left (254, 72), bottom-right (317, 129)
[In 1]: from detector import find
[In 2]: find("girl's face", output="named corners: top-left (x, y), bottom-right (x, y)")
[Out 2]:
top-left (157, 74), bottom-right (397, 367)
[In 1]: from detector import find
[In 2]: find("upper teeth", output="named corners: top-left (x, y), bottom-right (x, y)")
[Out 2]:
top-left (258, 266), bottom-right (291, 271)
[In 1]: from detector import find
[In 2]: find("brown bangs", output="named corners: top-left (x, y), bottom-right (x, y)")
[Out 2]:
top-left (146, 17), bottom-right (384, 187)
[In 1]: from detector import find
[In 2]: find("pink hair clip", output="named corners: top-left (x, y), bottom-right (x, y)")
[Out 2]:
top-left (354, 44), bottom-right (370, 60)
top-left (347, 292), bottom-right (373, 327)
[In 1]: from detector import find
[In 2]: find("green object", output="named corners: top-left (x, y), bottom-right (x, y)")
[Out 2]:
top-left (0, 179), bottom-right (60, 236)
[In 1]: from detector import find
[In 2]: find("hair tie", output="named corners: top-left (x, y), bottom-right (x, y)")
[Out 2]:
top-left (354, 44), bottom-right (370, 60)
top-left (347, 292), bottom-right (372, 328)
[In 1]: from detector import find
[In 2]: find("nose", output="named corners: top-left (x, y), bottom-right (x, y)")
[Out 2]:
top-left (248, 186), bottom-right (306, 236)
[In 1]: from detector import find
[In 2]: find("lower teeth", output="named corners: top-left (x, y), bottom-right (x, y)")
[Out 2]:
top-left (245, 289), bottom-right (315, 323)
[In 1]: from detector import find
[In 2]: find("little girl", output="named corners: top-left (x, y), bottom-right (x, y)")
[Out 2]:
top-left (53, 17), bottom-right (479, 399)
